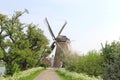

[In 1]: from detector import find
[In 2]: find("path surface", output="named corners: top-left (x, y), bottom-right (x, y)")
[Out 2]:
top-left (34, 68), bottom-right (61, 80)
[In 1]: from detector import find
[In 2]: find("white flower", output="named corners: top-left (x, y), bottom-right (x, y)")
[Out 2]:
top-left (57, 68), bottom-right (102, 80)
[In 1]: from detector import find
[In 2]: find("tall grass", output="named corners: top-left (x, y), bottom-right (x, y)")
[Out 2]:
top-left (19, 68), bottom-right (44, 80)
top-left (0, 67), bottom-right (44, 80)
top-left (56, 68), bottom-right (102, 80)
top-left (0, 62), bottom-right (4, 67)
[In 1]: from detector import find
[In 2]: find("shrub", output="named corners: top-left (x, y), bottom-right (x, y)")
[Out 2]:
top-left (64, 52), bottom-right (79, 72)
top-left (5, 63), bottom-right (20, 76)
top-left (77, 50), bottom-right (104, 76)
top-left (101, 41), bottom-right (120, 80)
top-left (65, 50), bottom-right (104, 77)
top-left (56, 68), bottom-right (102, 80)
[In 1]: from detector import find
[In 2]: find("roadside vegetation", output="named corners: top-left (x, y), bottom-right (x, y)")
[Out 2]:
top-left (63, 50), bottom-right (104, 77)
top-left (0, 9), bottom-right (51, 76)
top-left (101, 41), bottom-right (120, 80)
top-left (0, 62), bottom-right (4, 67)
top-left (0, 67), bottom-right (44, 80)
top-left (56, 68), bottom-right (102, 80)
top-left (63, 41), bottom-right (120, 80)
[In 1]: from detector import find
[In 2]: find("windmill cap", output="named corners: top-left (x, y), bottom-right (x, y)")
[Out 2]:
top-left (56, 35), bottom-right (70, 42)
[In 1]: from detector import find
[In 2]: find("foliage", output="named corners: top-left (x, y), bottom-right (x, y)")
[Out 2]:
top-left (56, 68), bottom-right (102, 80)
top-left (18, 67), bottom-right (44, 80)
top-left (56, 70), bottom-right (68, 80)
top-left (101, 41), bottom-right (120, 80)
top-left (0, 62), bottom-right (4, 67)
top-left (5, 63), bottom-right (20, 76)
top-left (39, 61), bottom-right (47, 68)
top-left (0, 10), bottom-right (50, 75)
top-left (0, 67), bottom-right (44, 80)
top-left (64, 51), bottom-right (104, 77)
top-left (0, 49), bottom-right (3, 59)
top-left (64, 52), bottom-right (79, 71)
top-left (77, 51), bottom-right (104, 76)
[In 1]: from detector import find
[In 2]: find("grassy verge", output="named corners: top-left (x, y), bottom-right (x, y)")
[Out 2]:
top-left (19, 68), bottom-right (44, 80)
top-left (0, 67), bottom-right (44, 80)
top-left (56, 70), bottom-right (68, 80)
top-left (56, 68), bottom-right (102, 80)
top-left (0, 62), bottom-right (4, 67)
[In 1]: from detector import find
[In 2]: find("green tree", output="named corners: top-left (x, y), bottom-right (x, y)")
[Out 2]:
top-left (0, 10), bottom-right (50, 75)
top-left (101, 41), bottom-right (120, 80)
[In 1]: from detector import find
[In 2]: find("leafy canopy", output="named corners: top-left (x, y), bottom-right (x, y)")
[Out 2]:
top-left (0, 10), bottom-right (50, 75)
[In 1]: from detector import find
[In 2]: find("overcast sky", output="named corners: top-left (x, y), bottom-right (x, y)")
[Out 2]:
top-left (1, 0), bottom-right (120, 54)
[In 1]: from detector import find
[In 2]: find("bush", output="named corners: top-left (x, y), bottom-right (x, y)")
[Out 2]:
top-left (56, 68), bottom-right (102, 80)
top-left (101, 41), bottom-right (120, 80)
top-left (5, 63), bottom-right (20, 76)
top-left (65, 50), bottom-right (104, 77)
top-left (64, 52), bottom-right (79, 72)
top-left (77, 51), bottom-right (104, 76)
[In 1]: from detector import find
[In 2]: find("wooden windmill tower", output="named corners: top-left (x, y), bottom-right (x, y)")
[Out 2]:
top-left (45, 18), bottom-right (70, 67)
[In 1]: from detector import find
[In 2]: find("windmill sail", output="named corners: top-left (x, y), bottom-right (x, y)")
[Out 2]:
top-left (45, 18), bottom-right (70, 68)
top-left (58, 21), bottom-right (67, 36)
top-left (45, 18), bottom-right (56, 40)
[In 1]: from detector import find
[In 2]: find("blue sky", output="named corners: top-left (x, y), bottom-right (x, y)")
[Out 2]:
top-left (1, 0), bottom-right (120, 54)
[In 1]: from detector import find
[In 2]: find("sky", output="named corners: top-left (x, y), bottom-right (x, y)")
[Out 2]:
top-left (1, 0), bottom-right (120, 54)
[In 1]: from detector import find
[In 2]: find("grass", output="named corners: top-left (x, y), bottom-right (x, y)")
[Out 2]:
top-left (19, 68), bottom-right (44, 80)
top-left (0, 62), bottom-right (4, 67)
top-left (56, 70), bottom-right (68, 80)
top-left (56, 68), bottom-right (102, 80)
top-left (0, 67), bottom-right (44, 80)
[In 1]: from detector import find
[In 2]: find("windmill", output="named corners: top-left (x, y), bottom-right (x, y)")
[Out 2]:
top-left (45, 18), bottom-right (70, 67)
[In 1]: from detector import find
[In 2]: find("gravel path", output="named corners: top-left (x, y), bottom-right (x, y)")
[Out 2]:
top-left (34, 68), bottom-right (61, 80)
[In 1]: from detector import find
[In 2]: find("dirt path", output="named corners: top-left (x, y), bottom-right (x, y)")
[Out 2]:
top-left (34, 68), bottom-right (61, 80)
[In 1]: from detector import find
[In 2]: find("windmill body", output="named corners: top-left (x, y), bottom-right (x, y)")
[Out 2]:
top-left (45, 18), bottom-right (70, 67)
top-left (54, 35), bottom-right (70, 67)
